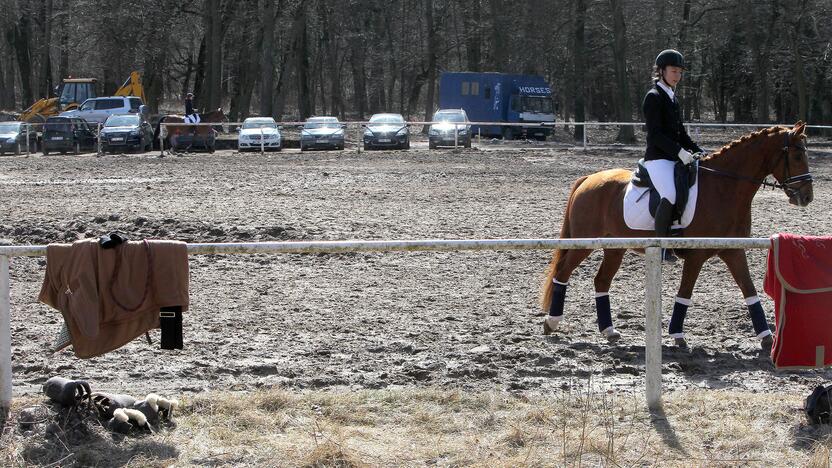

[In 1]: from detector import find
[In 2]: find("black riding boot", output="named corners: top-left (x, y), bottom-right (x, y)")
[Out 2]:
top-left (654, 198), bottom-right (677, 263)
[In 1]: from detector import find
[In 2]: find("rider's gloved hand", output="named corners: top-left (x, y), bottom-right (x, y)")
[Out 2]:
top-left (677, 148), bottom-right (695, 165)
top-left (692, 151), bottom-right (707, 161)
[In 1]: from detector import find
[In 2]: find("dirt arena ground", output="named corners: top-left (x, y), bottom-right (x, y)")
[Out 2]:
top-left (2, 137), bottom-right (832, 402)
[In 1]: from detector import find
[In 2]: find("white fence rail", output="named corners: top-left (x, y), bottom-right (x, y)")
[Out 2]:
top-left (5, 120), bottom-right (830, 158)
top-left (0, 236), bottom-right (772, 414)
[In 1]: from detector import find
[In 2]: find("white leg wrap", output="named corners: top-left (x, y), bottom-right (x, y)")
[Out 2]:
top-left (745, 295), bottom-right (761, 306)
top-left (674, 296), bottom-right (692, 306)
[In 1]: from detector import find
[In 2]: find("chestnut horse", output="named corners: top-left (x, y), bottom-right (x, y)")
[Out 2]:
top-left (540, 122), bottom-right (813, 349)
top-left (157, 108), bottom-right (227, 150)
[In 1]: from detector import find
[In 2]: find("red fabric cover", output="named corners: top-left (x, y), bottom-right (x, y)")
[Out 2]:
top-left (764, 233), bottom-right (832, 369)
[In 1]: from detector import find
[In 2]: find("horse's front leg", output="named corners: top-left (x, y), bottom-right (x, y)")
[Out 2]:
top-left (717, 249), bottom-right (773, 351)
top-left (669, 252), bottom-right (710, 349)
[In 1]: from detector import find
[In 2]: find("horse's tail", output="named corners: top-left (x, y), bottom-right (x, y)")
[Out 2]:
top-left (540, 175), bottom-right (587, 312)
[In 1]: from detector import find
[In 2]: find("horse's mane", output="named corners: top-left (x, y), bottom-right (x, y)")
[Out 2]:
top-left (702, 125), bottom-right (789, 161)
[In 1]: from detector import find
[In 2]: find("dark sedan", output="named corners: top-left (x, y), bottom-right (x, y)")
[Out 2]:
top-left (300, 116), bottom-right (345, 151)
top-left (100, 114), bottom-right (154, 153)
top-left (363, 113), bottom-right (410, 150)
top-left (42, 117), bottom-right (97, 155)
top-left (0, 121), bottom-right (37, 155)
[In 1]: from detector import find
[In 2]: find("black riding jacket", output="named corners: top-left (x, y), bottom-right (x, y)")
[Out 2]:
top-left (643, 82), bottom-right (702, 162)
top-left (185, 99), bottom-right (194, 116)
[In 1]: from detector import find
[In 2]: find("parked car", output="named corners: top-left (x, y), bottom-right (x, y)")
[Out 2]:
top-left (99, 114), bottom-right (154, 153)
top-left (42, 117), bottom-right (97, 155)
top-left (363, 113), bottom-right (410, 150)
top-left (0, 121), bottom-right (37, 155)
top-left (429, 109), bottom-right (471, 149)
top-left (238, 117), bottom-right (282, 152)
top-left (300, 116), bottom-right (345, 151)
top-left (59, 96), bottom-right (145, 125)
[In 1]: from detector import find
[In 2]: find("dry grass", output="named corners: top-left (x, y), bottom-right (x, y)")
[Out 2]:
top-left (2, 386), bottom-right (832, 467)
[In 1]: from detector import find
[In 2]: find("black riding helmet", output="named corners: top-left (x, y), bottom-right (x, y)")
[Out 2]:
top-left (655, 49), bottom-right (685, 69)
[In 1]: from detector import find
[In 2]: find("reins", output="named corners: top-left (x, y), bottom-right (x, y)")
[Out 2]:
top-left (698, 131), bottom-right (813, 197)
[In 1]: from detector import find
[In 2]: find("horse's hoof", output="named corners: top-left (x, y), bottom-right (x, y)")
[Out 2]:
top-left (674, 337), bottom-right (689, 349)
top-left (761, 334), bottom-right (774, 354)
top-left (602, 327), bottom-right (621, 343)
top-left (543, 316), bottom-right (561, 335)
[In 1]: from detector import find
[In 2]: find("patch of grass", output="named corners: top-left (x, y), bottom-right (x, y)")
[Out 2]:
top-left (4, 387), bottom-right (832, 466)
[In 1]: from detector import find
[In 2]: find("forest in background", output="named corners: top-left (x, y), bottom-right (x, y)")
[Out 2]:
top-left (0, 0), bottom-right (830, 137)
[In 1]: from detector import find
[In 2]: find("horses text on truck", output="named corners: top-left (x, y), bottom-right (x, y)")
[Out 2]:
top-left (438, 72), bottom-right (556, 140)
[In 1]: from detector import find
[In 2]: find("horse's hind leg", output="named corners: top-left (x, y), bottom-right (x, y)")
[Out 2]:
top-left (669, 252), bottom-right (709, 349)
top-left (717, 249), bottom-right (773, 350)
top-left (594, 249), bottom-right (626, 342)
top-left (543, 248), bottom-right (593, 334)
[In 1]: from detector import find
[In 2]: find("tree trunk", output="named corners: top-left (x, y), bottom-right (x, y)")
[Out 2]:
top-left (464, 0), bottom-right (482, 71)
top-left (610, 0), bottom-right (634, 142)
top-left (40, 0), bottom-right (53, 99)
top-left (488, 0), bottom-right (507, 71)
top-left (293, 1), bottom-right (311, 119)
top-left (422, 0), bottom-right (437, 132)
top-left (572, 0), bottom-right (586, 140)
top-left (791, 1), bottom-right (808, 122)
top-left (259, 0), bottom-right (277, 116)
top-left (57, 1), bottom-right (68, 83)
top-left (203, 0), bottom-right (222, 111)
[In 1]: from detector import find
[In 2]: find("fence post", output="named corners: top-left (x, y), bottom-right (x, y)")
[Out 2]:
top-left (357, 125), bottom-right (361, 153)
top-left (159, 123), bottom-right (164, 157)
top-left (25, 124), bottom-right (30, 157)
top-left (97, 123), bottom-right (103, 155)
top-left (454, 124), bottom-right (458, 149)
top-left (478, 127), bottom-right (481, 145)
top-left (645, 245), bottom-right (663, 409)
top-left (582, 123), bottom-right (587, 150)
top-left (0, 255), bottom-right (10, 417)
top-left (260, 127), bottom-right (264, 154)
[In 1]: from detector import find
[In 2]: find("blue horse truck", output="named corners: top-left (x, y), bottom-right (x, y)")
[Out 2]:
top-left (438, 72), bottom-right (556, 140)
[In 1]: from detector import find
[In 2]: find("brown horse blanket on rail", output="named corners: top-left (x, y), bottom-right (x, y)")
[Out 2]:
top-left (39, 238), bottom-right (189, 358)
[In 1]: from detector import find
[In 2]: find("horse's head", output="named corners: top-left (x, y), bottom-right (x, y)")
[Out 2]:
top-left (201, 108), bottom-right (228, 133)
top-left (771, 121), bottom-right (813, 207)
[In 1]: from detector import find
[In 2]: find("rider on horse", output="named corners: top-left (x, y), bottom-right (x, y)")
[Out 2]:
top-left (643, 49), bottom-right (705, 262)
top-left (184, 93), bottom-right (200, 124)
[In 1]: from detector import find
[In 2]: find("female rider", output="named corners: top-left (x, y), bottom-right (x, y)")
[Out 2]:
top-left (642, 49), bottom-right (704, 262)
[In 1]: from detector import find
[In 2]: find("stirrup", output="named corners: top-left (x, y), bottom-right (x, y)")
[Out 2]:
top-left (674, 337), bottom-right (689, 349)
top-left (601, 326), bottom-right (621, 343)
top-left (662, 248), bottom-right (678, 263)
top-left (543, 316), bottom-right (562, 335)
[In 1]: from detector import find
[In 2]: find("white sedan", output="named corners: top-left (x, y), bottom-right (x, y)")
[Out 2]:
top-left (238, 117), bottom-right (282, 152)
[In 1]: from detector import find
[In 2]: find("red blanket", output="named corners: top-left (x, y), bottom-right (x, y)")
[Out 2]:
top-left (764, 233), bottom-right (832, 369)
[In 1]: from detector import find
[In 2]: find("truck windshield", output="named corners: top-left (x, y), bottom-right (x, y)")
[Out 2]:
top-left (519, 96), bottom-right (554, 114)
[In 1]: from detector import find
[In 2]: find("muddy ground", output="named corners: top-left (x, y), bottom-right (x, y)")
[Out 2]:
top-left (2, 139), bottom-right (832, 401)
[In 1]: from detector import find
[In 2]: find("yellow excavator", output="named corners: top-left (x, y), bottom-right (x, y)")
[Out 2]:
top-left (20, 71), bottom-right (145, 123)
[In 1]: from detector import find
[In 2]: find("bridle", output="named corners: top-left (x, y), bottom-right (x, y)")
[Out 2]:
top-left (698, 131), bottom-right (813, 198)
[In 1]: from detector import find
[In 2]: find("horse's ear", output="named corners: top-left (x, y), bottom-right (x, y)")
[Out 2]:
top-left (794, 121), bottom-right (806, 134)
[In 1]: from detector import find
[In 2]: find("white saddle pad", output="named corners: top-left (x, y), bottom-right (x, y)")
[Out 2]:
top-left (623, 168), bottom-right (699, 231)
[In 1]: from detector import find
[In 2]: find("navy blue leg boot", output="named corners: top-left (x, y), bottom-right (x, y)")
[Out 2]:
top-left (595, 293), bottom-right (620, 342)
top-left (544, 281), bottom-right (567, 335)
top-left (669, 297), bottom-right (691, 349)
top-left (746, 297), bottom-right (771, 337)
